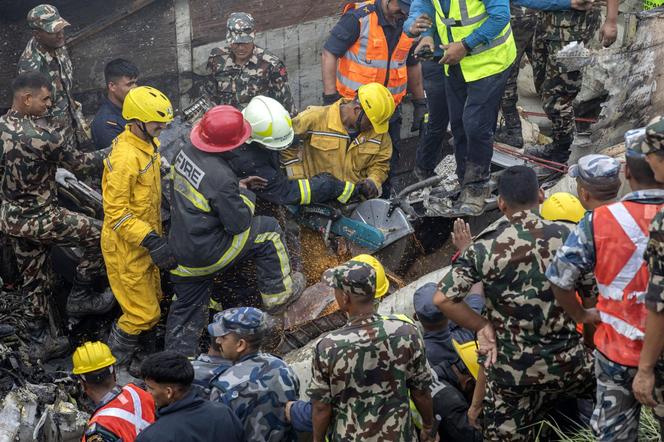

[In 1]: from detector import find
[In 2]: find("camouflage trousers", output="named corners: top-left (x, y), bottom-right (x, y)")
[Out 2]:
top-left (532, 9), bottom-right (601, 146)
top-left (500, 13), bottom-right (537, 114)
top-left (1, 205), bottom-right (103, 318)
top-left (590, 350), bottom-right (664, 441)
top-left (483, 362), bottom-right (595, 441)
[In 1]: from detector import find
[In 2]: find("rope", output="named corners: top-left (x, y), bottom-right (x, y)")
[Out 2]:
top-left (493, 143), bottom-right (569, 173)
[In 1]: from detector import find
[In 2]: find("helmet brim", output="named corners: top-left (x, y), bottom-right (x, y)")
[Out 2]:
top-left (256, 130), bottom-right (295, 151)
top-left (371, 120), bottom-right (389, 135)
top-left (190, 120), bottom-right (252, 153)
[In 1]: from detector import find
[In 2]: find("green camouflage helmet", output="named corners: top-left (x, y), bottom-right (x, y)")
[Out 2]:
top-left (27, 4), bottom-right (70, 33)
top-left (227, 12), bottom-right (255, 44)
top-left (643, 115), bottom-right (664, 154)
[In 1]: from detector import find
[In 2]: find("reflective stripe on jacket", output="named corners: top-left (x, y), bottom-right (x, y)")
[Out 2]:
top-left (336, 0), bottom-right (413, 105)
top-left (83, 384), bottom-right (155, 442)
top-left (432, 0), bottom-right (516, 82)
top-left (280, 100), bottom-right (392, 193)
top-left (593, 200), bottom-right (664, 367)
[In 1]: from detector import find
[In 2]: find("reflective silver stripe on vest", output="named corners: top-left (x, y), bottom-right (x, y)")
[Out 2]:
top-left (434, 0), bottom-right (488, 27)
top-left (468, 26), bottom-right (512, 55)
top-left (94, 385), bottom-right (151, 434)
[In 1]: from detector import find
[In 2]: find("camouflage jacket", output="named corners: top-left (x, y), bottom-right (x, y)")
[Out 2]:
top-left (535, 7), bottom-right (601, 42)
top-left (0, 109), bottom-right (105, 223)
top-left (645, 207), bottom-right (664, 313)
top-left (204, 45), bottom-right (296, 115)
top-left (17, 37), bottom-right (87, 142)
top-left (209, 352), bottom-right (299, 442)
top-left (306, 313), bottom-right (432, 442)
top-left (438, 211), bottom-right (588, 387)
top-left (546, 189), bottom-right (664, 292)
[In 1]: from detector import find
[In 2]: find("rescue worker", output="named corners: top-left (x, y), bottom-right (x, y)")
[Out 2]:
top-left (434, 166), bottom-right (595, 440)
top-left (307, 257), bottom-right (437, 442)
top-left (102, 86), bottom-right (177, 376)
top-left (540, 192), bottom-right (586, 224)
top-left (321, 0), bottom-right (427, 194)
top-left (166, 105), bottom-right (303, 357)
top-left (525, 0), bottom-right (618, 165)
top-left (91, 59), bottom-right (139, 149)
top-left (73, 342), bottom-right (156, 442)
top-left (136, 351), bottom-right (244, 442)
top-left (226, 95), bottom-right (359, 207)
top-left (0, 72), bottom-right (114, 361)
top-left (411, 0), bottom-right (516, 215)
top-left (18, 4), bottom-right (89, 148)
top-left (209, 307), bottom-right (300, 441)
top-left (633, 117), bottom-right (664, 424)
top-left (547, 128), bottom-right (664, 440)
top-left (204, 12), bottom-right (296, 115)
top-left (281, 82), bottom-right (395, 199)
top-left (571, 154), bottom-right (622, 211)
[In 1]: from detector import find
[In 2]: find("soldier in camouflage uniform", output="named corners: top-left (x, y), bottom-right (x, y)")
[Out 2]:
top-left (494, 4), bottom-right (537, 149)
top-left (546, 135), bottom-right (664, 440)
top-left (434, 165), bottom-right (595, 441)
top-left (633, 116), bottom-right (664, 432)
top-left (208, 307), bottom-right (300, 442)
top-left (0, 72), bottom-right (114, 361)
top-left (18, 4), bottom-right (90, 149)
top-left (204, 13), bottom-right (296, 115)
top-left (307, 258), bottom-right (436, 442)
top-left (526, 0), bottom-right (618, 164)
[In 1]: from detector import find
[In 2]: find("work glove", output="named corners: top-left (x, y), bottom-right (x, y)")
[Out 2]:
top-left (411, 99), bottom-right (428, 133)
top-left (322, 92), bottom-right (342, 106)
top-left (141, 232), bottom-right (178, 270)
top-left (357, 178), bottom-right (379, 199)
top-left (55, 168), bottom-right (77, 189)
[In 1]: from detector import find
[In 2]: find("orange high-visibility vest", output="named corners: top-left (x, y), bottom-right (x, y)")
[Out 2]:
top-left (82, 384), bottom-right (156, 442)
top-left (593, 200), bottom-right (664, 367)
top-left (336, 0), bottom-right (413, 105)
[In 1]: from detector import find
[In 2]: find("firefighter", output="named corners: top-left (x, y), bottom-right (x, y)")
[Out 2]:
top-left (281, 82), bottom-right (396, 200)
top-left (73, 342), bottom-right (156, 442)
top-left (165, 105), bottom-right (304, 357)
top-left (102, 86), bottom-right (177, 376)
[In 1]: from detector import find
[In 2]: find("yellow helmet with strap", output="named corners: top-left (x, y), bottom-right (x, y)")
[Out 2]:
top-left (72, 341), bottom-right (117, 375)
top-left (122, 86), bottom-right (174, 123)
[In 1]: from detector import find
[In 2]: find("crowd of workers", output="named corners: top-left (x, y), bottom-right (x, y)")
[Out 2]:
top-left (0, 0), bottom-right (664, 441)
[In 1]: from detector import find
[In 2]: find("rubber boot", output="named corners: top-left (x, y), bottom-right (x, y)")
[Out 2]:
top-left (28, 319), bottom-right (70, 363)
top-left (129, 328), bottom-right (158, 377)
top-left (456, 163), bottom-right (491, 216)
top-left (525, 140), bottom-right (571, 163)
top-left (66, 275), bottom-right (116, 317)
top-left (495, 111), bottom-right (524, 149)
top-left (107, 322), bottom-right (140, 384)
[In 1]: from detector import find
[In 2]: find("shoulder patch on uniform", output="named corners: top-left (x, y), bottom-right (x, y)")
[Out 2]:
top-left (349, 3), bottom-right (376, 18)
top-left (105, 120), bottom-right (118, 127)
top-left (381, 313), bottom-right (415, 325)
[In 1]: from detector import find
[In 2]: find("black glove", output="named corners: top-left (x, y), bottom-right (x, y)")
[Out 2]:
top-left (141, 232), bottom-right (178, 270)
top-left (411, 98), bottom-right (428, 133)
top-left (357, 179), bottom-right (379, 199)
top-left (323, 92), bottom-right (342, 106)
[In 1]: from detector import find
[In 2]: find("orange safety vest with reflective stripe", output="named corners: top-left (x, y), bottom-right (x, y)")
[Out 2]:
top-left (336, 0), bottom-right (413, 105)
top-left (592, 200), bottom-right (664, 367)
top-left (82, 384), bottom-right (156, 442)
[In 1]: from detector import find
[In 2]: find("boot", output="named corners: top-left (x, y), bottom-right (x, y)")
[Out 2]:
top-left (66, 275), bottom-right (116, 317)
top-left (457, 182), bottom-right (491, 216)
top-left (495, 111), bottom-right (523, 149)
top-left (28, 319), bottom-right (70, 363)
top-left (129, 328), bottom-right (158, 377)
top-left (107, 322), bottom-right (140, 383)
top-left (525, 140), bottom-right (571, 163)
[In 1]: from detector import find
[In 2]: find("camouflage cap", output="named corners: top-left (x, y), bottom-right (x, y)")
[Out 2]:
top-left (624, 127), bottom-right (647, 157)
top-left (227, 12), bottom-right (255, 44)
top-left (208, 307), bottom-right (266, 337)
top-left (413, 282), bottom-right (445, 324)
top-left (322, 259), bottom-right (377, 298)
top-left (27, 4), bottom-right (70, 33)
top-left (568, 154), bottom-right (621, 184)
top-left (643, 115), bottom-right (664, 154)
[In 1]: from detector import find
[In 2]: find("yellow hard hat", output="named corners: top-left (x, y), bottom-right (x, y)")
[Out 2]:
top-left (357, 83), bottom-right (395, 134)
top-left (72, 341), bottom-right (117, 375)
top-left (122, 86), bottom-right (174, 123)
top-left (541, 192), bottom-right (585, 224)
top-left (350, 254), bottom-right (389, 298)
top-left (452, 339), bottom-right (480, 380)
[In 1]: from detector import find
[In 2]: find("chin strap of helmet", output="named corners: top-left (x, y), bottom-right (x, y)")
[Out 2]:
top-left (137, 121), bottom-right (160, 151)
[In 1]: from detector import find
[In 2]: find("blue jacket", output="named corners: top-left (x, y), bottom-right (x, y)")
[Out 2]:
top-left (135, 390), bottom-right (244, 442)
top-left (404, 0), bottom-right (571, 49)
top-left (91, 96), bottom-right (126, 150)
